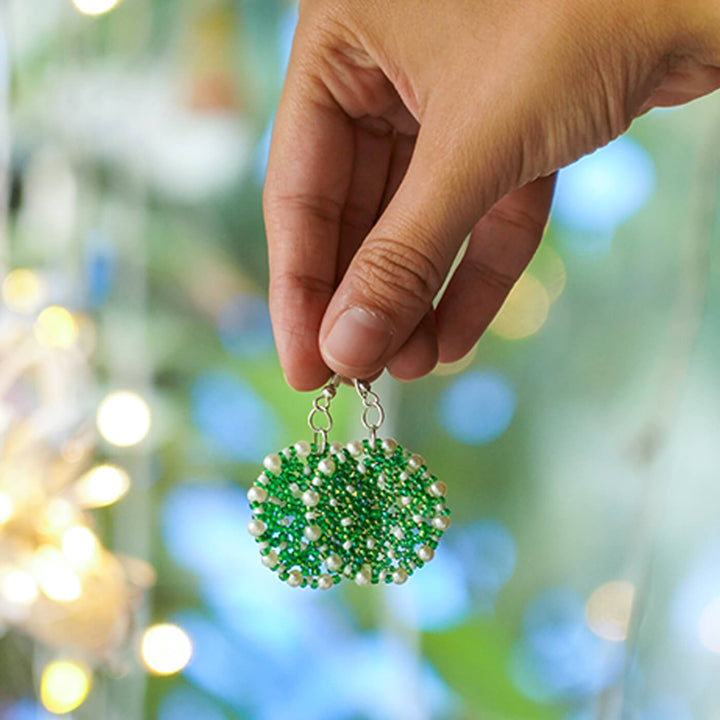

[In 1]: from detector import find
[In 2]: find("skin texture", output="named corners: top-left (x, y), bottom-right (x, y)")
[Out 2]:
top-left (264, 0), bottom-right (720, 390)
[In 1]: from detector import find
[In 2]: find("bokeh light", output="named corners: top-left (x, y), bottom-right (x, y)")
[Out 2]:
top-left (40, 661), bottom-right (91, 715)
top-left (450, 519), bottom-right (517, 610)
top-left (141, 623), bottom-right (193, 675)
top-left (2, 269), bottom-right (46, 313)
top-left (75, 464), bottom-right (131, 507)
top-left (489, 272), bottom-right (550, 340)
top-left (698, 596), bottom-right (720, 653)
top-left (32, 547), bottom-right (82, 602)
top-left (0, 568), bottom-right (38, 605)
top-left (96, 391), bottom-right (151, 447)
top-left (34, 306), bottom-right (79, 349)
top-left (385, 544), bottom-right (471, 630)
top-left (0, 491), bottom-right (14, 523)
top-left (511, 588), bottom-right (624, 701)
top-left (440, 370), bottom-right (516, 444)
top-left (586, 580), bottom-right (635, 642)
top-left (216, 294), bottom-right (274, 357)
top-left (61, 526), bottom-right (99, 570)
top-left (72, 0), bottom-right (121, 16)
top-left (553, 136), bottom-right (655, 234)
top-left (191, 372), bottom-right (278, 461)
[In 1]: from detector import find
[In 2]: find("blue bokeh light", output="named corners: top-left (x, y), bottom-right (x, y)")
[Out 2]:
top-left (190, 371), bottom-right (279, 461)
top-left (510, 588), bottom-right (624, 701)
top-left (440, 370), bottom-right (516, 444)
top-left (84, 229), bottom-right (116, 307)
top-left (158, 686), bottom-right (228, 720)
top-left (553, 136), bottom-right (655, 235)
top-left (4, 699), bottom-right (55, 720)
top-left (216, 293), bottom-right (274, 357)
top-left (671, 533), bottom-right (720, 649)
top-left (450, 519), bottom-right (517, 610)
top-left (385, 542), bottom-right (471, 630)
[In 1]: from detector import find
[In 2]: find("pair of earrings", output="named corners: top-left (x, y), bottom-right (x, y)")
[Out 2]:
top-left (247, 375), bottom-right (450, 589)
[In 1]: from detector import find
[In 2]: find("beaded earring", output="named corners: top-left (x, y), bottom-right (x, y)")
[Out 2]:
top-left (247, 375), bottom-right (451, 589)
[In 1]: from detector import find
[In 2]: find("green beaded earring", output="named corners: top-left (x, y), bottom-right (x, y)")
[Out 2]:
top-left (247, 375), bottom-right (451, 589)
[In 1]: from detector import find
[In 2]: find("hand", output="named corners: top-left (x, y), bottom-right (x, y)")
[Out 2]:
top-left (264, 0), bottom-right (720, 390)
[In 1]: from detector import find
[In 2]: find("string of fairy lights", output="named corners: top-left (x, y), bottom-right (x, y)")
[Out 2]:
top-left (0, 267), bottom-right (192, 715)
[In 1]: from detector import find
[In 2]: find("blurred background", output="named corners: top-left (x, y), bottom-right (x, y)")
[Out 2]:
top-left (0, 0), bottom-right (720, 718)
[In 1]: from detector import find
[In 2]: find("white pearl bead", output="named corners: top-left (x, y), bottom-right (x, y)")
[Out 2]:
top-left (432, 516), bottom-right (451, 531)
top-left (301, 490), bottom-right (320, 507)
top-left (400, 496), bottom-right (411, 506)
top-left (263, 453), bottom-right (282, 474)
top-left (325, 553), bottom-right (342, 572)
top-left (261, 550), bottom-right (279, 568)
top-left (366, 538), bottom-right (376, 549)
top-left (355, 566), bottom-right (372, 586)
top-left (342, 540), bottom-right (353, 551)
top-left (416, 545), bottom-right (434, 562)
top-left (247, 486), bottom-right (268, 504)
top-left (346, 440), bottom-right (363, 457)
top-left (392, 526), bottom-right (404, 540)
top-left (341, 517), bottom-right (353, 528)
top-left (304, 525), bottom-right (322, 541)
top-left (282, 447), bottom-right (292, 459)
top-left (247, 519), bottom-right (266, 537)
top-left (318, 574), bottom-right (334, 590)
top-left (312, 476), bottom-right (322, 487)
top-left (256, 473), bottom-right (268, 485)
top-left (392, 568), bottom-right (408, 585)
top-left (381, 438), bottom-right (398, 455)
top-left (318, 457), bottom-right (335, 476)
top-left (408, 454), bottom-right (425, 470)
top-left (294, 440), bottom-right (311, 457)
top-left (287, 570), bottom-right (303, 587)
top-left (329, 442), bottom-right (343, 455)
top-left (428, 481), bottom-right (447, 498)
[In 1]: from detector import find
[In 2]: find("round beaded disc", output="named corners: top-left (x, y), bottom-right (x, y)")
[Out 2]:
top-left (247, 437), bottom-right (451, 589)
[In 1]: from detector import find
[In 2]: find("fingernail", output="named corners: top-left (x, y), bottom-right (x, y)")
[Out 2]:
top-left (322, 307), bottom-right (392, 371)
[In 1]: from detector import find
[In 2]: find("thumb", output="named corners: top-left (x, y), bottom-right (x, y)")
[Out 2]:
top-left (318, 118), bottom-right (513, 379)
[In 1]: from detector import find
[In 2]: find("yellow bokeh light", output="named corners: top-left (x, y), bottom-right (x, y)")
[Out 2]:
top-left (699, 597), bottom-right (720, 653)
top-left (433, 344), bottom-right (478, 377)
top-left (489, 272), bottom-right (550, 340)
top-left (41, 661), bottom-right (91, 715)
top-left (1, 568), bottom-right (38, 605)
top-left (75, 464), bottom-right (131, 508)
top-left (530, 247), bottom-right (567, 304)
top-left (141, 623), bottom-right (193, 675)
top-left (0, 492), bottom-right (14, 524)
top-left (97, 391), bottom-right (151, 447)
top-left (586, 580), bottom-right (636, 642)
top-left (72, 0), bottom-right (121, 16)
top-left (62, 526), bottom-right (99, 569)
top-left (2, 269), bottom-right (46, 313)
top-left (33, 547), bottom-right (82, 602)
top-left (34, 306), bottom-right (79, 349)
top-left (42, 498), bottom-right (76, 534)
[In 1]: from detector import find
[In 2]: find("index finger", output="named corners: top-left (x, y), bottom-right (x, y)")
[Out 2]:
top-left (263, 51), bottom-right (354, 390)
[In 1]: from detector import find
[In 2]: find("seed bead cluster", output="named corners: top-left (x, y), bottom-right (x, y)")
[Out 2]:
top-left (247, 437), bottom-right (451, 589)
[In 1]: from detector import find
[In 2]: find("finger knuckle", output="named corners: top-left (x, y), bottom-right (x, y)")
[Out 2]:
top-left (353, 238), bottom-right (443, 315)
top-left (464, 257), bottom-right (517, 294)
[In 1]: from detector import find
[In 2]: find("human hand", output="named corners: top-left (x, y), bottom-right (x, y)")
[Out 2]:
top-left (264, 0), bottom-right (720, 390)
